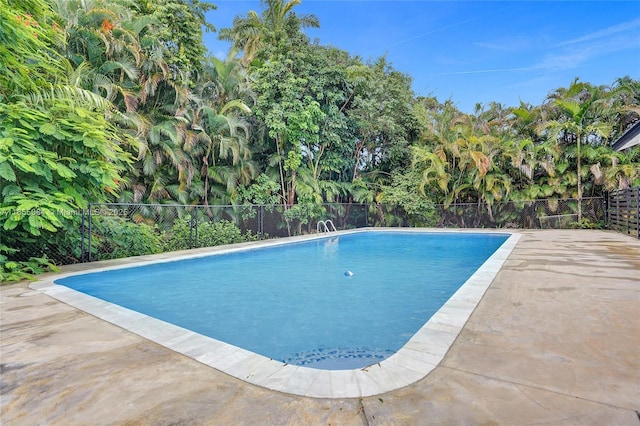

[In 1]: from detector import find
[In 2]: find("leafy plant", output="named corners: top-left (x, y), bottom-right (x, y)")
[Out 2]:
top-left (570, 218), bottom-right (605, 229)
top-left (162, 216), bottom-right (258, 251)
top-left (282, 203), bottom-right (326, 234)
top-left (381, 171), bottom-right (438, 227)
top-left (237, 173), bottom-right (282, 220)
top-left (0, 244), bottom-right (58, 283)
top-left (0, 0), bottom-right (135, 277)
top-left (89, 216), bottom-right (162, 260)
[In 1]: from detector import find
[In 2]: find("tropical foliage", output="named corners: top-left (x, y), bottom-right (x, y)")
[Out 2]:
top-left (1, 0), bottom-right (639, 281)
top-left (161, 216), bottom-right (258, 252)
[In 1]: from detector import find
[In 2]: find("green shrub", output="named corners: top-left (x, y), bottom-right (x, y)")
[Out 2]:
top-left (381, 172), bottom-right (438, 227)
top-left (90, 216), bottom-right (162, 260)
top-left (570, 218), bottom-right (605, 229)
top-left (0, 244), bottom-right (58, 283)
top-left (162, 216), bottom-right (258, 251)
top-left (283, 203), bottom-right (326, 234)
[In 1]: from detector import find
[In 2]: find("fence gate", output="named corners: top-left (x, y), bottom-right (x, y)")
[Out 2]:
top-left (608, 187), bottom-right (640, 238)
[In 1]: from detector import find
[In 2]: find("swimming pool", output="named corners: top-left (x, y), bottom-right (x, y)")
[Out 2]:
top-left (32, 228), bottom-right (520, 397)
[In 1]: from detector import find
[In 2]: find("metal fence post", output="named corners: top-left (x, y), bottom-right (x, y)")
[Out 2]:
top-left (365, 203), bottom-right (369, 227)
top-left (189, 211), bottom-right (194, 249)
top-left (88, 203), bottom-right (93, 262)
top-left (195, 206), bottom-right (199, 248)
top-left (259, 205), bottom-right (264, 236)
top-left (81, 209), bottom-right (85, 262)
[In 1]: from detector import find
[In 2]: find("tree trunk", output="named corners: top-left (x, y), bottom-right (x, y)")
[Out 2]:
top-left (275, 134), bottom-right (287, 207)
top-left (288, 170), bottom-right (296, 206)
top-left (577, 134), bottom-right (582, 221)
top-left (352, 140), bottom-right (365, 181)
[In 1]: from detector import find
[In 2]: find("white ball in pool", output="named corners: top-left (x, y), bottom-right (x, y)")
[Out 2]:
top-left (344, 271), bottom-right (354, 277)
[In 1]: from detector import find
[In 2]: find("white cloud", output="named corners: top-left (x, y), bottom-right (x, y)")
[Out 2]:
top-left (438, 66), bottom-right (538, 76)
top-left (474, 36), bottom-right (532, 52)
top-left (557, 17), bottom-right (640, 47)
top-left (540, 33), bottom-right (640, 71)
top-left (440, 29), bottom-right (640, 77)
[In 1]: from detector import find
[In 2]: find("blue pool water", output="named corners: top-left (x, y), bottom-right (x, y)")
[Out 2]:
top-left (56, 231), bottom-right (509, 369)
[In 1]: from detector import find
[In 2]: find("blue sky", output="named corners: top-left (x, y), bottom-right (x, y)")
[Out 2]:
top-left (203, 1), bottom-right (640, 113)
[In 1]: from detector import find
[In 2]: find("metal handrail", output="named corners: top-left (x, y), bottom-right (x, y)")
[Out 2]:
top-left (316, 219), bottom-right (337, 233)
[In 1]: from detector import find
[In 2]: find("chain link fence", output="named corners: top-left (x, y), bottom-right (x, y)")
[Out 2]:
top-left (7, 197), bottom-right (606, 266)
top-left (80, 203), bottom-right (389, 262)
top-left (433, 197), bottom-right (604, 229)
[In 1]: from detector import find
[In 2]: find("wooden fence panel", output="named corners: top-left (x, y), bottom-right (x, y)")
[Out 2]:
top-left (608, 187), bottom-right (640, 238)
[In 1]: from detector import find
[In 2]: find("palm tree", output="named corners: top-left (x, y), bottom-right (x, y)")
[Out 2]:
top-left (412, 145), bottom-right (451, 203)
top-left (50, 0), bottom-right (130, 114)
top-left (542, 79), bottom-right (615, 220)
top-left (509, 101), bottom-right (544, 142)
top-left (609, 76), bottom-right (640, 141)
top-left (205, 55), bottom-right (254, 107)
top-left (182, 56), bottom-right (257, 207)
top-left (218, 0), bottom-right (319, 66)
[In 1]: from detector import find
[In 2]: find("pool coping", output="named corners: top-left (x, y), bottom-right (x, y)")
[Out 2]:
top-left (30, 228), bottom-right (521, 398)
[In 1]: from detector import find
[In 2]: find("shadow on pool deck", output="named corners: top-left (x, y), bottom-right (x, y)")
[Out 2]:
top-left (1, 230), bottom-right (639, 425)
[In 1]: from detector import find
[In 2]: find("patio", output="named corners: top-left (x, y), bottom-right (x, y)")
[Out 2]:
top-left (1, 230), bottom-right (638, 425)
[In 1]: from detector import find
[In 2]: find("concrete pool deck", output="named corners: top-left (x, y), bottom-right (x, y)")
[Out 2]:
top-left (1, 229), bottom-right (639, 424)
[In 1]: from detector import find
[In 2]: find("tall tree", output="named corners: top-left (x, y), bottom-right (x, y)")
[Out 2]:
top-left (218, 0), bottom-right (319, 66)
top-left (185, 57), bottom-right (255, 206)
top-left (347, 57), bottom-right (417, 183)
top-left (237, 1), bottom-right (323, 207)
top-left (542, 79), bottom-right (616, 219)
top-left (136, 0), bottom-right (216, 75)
